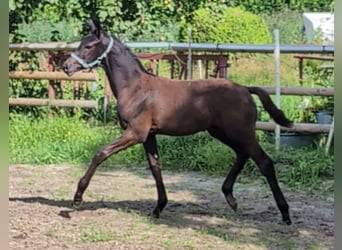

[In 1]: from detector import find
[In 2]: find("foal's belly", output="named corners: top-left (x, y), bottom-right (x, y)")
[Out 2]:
top-left (156, 126), bottom-right (208, 136)
top-left (153, 113), bottom-right (212, 136)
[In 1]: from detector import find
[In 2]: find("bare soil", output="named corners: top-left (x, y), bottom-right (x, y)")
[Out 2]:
top-left (9, 164), bottom-right (334, 250)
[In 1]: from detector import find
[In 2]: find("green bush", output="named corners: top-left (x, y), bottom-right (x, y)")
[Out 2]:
top-left (223, 0), bottom-right (332, 14)
top-left (179, 7), bottom-right (272, 44)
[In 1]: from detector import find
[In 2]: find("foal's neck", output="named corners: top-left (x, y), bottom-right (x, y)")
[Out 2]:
top-left (102, 39), bottom-right (143, 99)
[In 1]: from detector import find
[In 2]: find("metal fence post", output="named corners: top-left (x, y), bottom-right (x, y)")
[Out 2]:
top-left (274, 29), bottom-right (281, 151)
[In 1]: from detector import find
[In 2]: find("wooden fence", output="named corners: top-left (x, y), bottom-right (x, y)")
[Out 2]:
top-left (9, 70), bottom-right (99, 109)
top-left (9, 71), bottom-right (98, 81)
top-left (9, 98), bottom-right (98, 108)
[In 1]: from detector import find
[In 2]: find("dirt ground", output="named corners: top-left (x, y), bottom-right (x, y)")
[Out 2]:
top-left (9, 164), bottom-right (334, 250)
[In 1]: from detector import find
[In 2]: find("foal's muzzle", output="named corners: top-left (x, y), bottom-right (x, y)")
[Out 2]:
top-left (62, 58), bottom-right (82, 77)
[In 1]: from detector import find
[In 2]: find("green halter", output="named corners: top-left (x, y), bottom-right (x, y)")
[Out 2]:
top-left (71, 37), bottom-right (114, 68)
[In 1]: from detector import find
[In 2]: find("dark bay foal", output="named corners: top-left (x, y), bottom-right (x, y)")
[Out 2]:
top-left (62, 20), bottom-right (293, 225)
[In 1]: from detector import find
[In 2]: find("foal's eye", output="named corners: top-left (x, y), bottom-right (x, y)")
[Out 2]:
top-left (84, 45), bottom-right (92, 49)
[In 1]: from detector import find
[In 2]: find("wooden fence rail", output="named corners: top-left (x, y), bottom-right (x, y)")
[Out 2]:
top-left (9, 71), bottom-right (98, 81)
top-left (9, 98), bottom-right (98, 108)
top-left (256, 121), bottom-right (331, 133)
top-left (261, 86), bottom-right (334, 96)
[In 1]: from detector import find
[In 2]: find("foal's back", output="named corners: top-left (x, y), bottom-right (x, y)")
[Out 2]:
top-left (142, 75), bottom-right (257, 136)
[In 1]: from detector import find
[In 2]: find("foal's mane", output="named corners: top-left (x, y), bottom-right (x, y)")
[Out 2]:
top-left (112, 36), bottom-right (156, 77)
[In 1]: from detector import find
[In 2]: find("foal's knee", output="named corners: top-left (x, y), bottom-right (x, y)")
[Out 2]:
top-left (92, 150), bottom-right (107, 164)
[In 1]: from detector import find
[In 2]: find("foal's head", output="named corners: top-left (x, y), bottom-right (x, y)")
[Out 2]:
top-left (62, 20), bottom-right (112, 76)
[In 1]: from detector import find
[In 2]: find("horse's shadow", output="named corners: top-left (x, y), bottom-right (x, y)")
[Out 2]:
top-left (9, 196), bottom-right (223, 221)
top-left (9, 194), bottom-right (282, 225)
top-left (9, 196), bottom-right (152, 218)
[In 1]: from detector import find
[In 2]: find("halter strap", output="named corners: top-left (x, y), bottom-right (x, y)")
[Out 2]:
top-left (71, 36), bottom-right (114, 69)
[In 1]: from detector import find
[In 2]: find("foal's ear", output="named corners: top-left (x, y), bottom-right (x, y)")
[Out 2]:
top-left (88, 19), bottom-right (101, 38)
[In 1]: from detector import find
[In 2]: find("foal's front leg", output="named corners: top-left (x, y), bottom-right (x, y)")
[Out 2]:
top-left (143, 134), bottom-right (167, 218)
top-left (73, 129), bottom-right (138, 208)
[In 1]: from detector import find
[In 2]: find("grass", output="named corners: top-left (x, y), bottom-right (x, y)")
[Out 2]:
top-left (198, 226), bottom-right (239, 244)
top-left (9, 112), bottom-right (145, 166)
top-left (50, 186), bottom-right (70, 201)
top-left (81, 223), bottom-right (117, 243)
top-left (45, 229), bottom-right (58, 238)
top-left (161, 239), bottom-right (173, 249)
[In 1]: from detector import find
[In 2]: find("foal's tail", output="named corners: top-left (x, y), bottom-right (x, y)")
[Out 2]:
top-left (247, 86), bottom-right (293, 128)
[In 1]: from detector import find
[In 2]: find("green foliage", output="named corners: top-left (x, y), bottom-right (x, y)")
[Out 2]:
top-left (9, 113), bottom-right (145, 165)
top-left (223, 0), bottom-right (332, 14)
top-left (303, 64), bottom-right (334, 113)
top-left (270, 144), bottom-right (334, 191)
top-left (330, 1), bottom-right (334, 11)
top-left (10, 0), bottom-right (333, 43)
top-left (157, 133), bottom-right (235, 175)
top-left (179, 7), bottom-right (272, 44)
top-left (9, 0), bottom-right (334, 43)
top-left (281, 96), bottom-right (316, 123)
top-left (16, 19), bottom-right (83, 43)
top-left (239, 141), bottom-right (334, 193)
top-left (9, 0), bottom-right (181, 43)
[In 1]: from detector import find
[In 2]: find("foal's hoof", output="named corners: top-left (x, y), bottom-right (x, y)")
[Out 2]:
top-left (225, 195), bottom-right (238, 212)
top-left (72, 199), bottom-right (83, 210)
top-left (151, 208), bottom-right (160, 219)
top-left (282, 217), bottom-right (292, 225)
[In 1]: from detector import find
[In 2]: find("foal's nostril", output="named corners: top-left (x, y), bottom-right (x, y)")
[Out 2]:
top-left (62, 64), bottom-right (69, 74)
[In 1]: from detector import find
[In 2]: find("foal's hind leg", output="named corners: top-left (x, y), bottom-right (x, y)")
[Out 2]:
top-left (221, 153), bottom-right (248, 211)
top-left (248, 141), bottom-right (291, 225)
top-left (208, 128), bottom-right (249, 211)
top-left (143, 134), bottom-right (167, 218)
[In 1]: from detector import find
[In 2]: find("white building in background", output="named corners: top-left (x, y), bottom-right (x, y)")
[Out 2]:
top-left (303, 12), bottom-right (334, 44)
